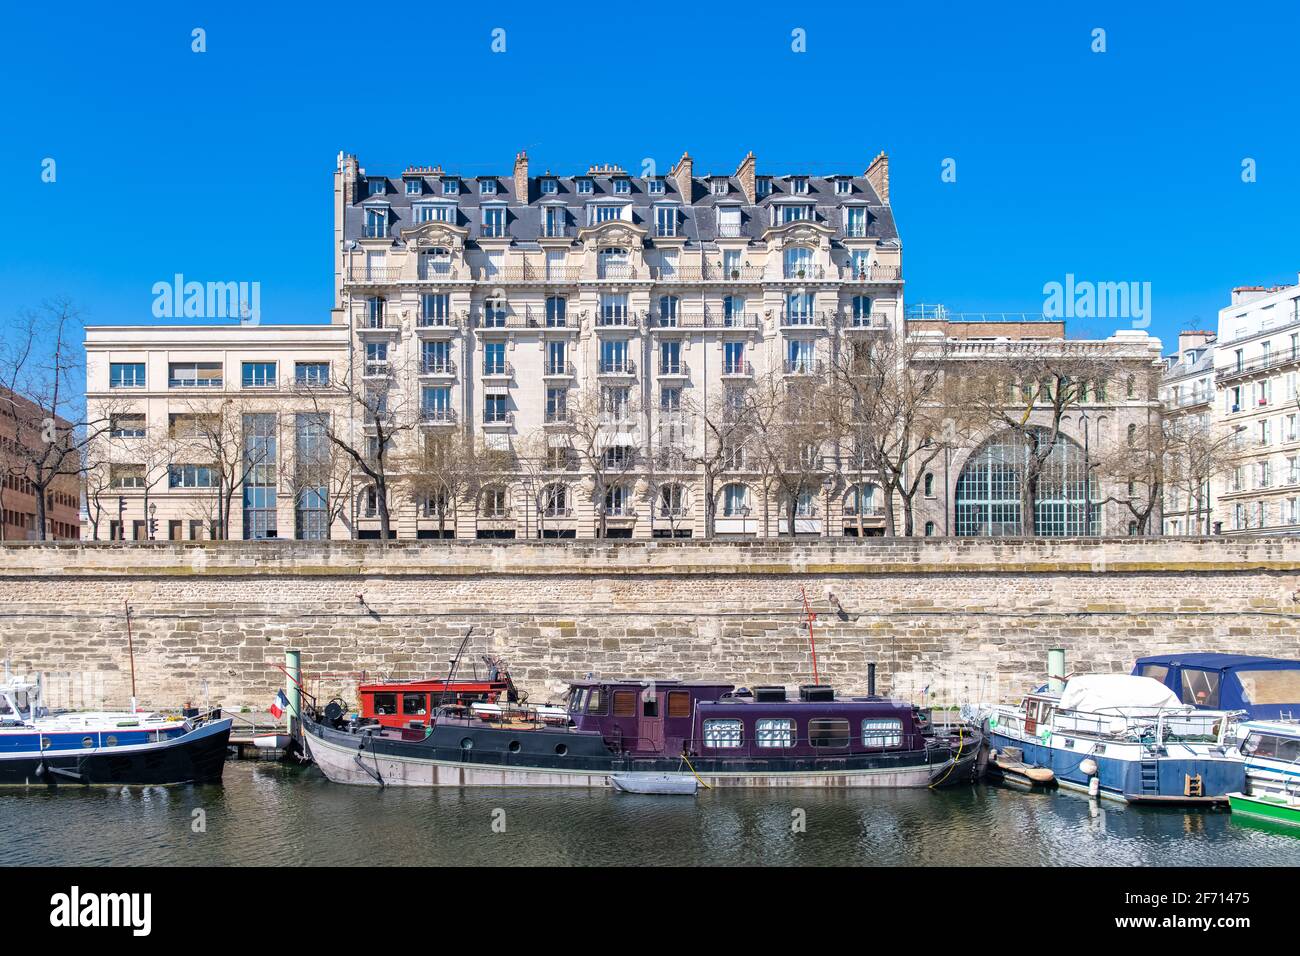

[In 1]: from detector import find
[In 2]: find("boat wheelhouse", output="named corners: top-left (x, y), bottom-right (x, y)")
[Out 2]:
top-left (984, 674), bottom-right (1244, 805)
top-left (1132, 653), bottom-right (1300, 721)
top-left (1236, 720), bottom-right (1300, 800)
top-left (0, 678), bottom-right (232, 787)
top-left (302, 677), bottom-right (981, 789)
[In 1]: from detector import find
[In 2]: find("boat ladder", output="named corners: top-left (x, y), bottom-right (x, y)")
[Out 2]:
top-left (1139, 760), bottom-right (1160, 794)
top-left (1185, 774), bottom-right (1204, 798)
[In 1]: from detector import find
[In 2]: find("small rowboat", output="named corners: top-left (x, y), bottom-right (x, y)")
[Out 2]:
top-left (987, 747), bottom-right (1056, 789)
top-left (1228, 791), bottom-right (1300, 828)
top-left (611, 773), bottom-right (699, 795)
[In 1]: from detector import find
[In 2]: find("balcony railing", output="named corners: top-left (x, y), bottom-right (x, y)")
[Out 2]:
top-left (420, 359), bottom-right (456, 376)
top-left (841, 264), bottom-right (902, 282)
top-left (544, 409), bottom-right (574, 425)
top-left (597, 311), bottom-right (635, 328)
top-left (420, 407), bottom-right (457, 425)
top-left (363, 361), bottom-right (391, 377)
top-left (598, 359), bottom-right (636, 375)
top-left (417, 311), bottom-right (460, 329)
top-left (1217, 348), bottom-right (1300, 383)
top-left (780, 311), bottom-right (830, 328)
top-left (784, 358), bottom-right (825, 375)
top-left (722, 360), bottom-right (754, 376)
top-left (657, 360), bottom-right (688, 376)
top-left (544, 361), bottom-right (576, 377)
top-left (651, 311), bottom-right (760, 330)
top-left (483, 411), bottom-right (514, 426)
top-left (844, 312), bottom-right (889, 330)
top-left (782, 265), bottom-right (826, 280)
top-left (597, 263), bottom-right (639, 280)
top-left (482, 362), bottom-right (513, 378)
top-left (417, 260), bottom-right (460, 281)
top-left (345, 265), bottom-right (403, 284)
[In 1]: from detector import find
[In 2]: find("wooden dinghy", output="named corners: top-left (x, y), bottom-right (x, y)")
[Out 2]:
top-left (610, 772), bottom-right (699, 795)
top-left (988, 747), bottom-right (1057, 789)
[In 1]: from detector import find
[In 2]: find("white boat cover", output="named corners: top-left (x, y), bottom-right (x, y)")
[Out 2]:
top-left (1059, 675), bottom-right (1182, 714)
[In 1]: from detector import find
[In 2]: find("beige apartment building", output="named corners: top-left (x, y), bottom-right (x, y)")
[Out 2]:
top-left (83, 148), bottom-right (1166, 542)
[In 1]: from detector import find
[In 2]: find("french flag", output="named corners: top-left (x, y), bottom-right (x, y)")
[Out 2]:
top-left (269, 690), bottom-right (289, 720)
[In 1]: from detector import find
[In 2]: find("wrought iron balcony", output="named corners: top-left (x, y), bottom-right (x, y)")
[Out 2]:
top-left (420, 407), bottom-right (458, 425)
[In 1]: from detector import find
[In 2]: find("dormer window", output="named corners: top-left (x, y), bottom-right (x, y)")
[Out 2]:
top-left (790, 177), bottom-right (808, 195)
top-left (756, 177), bottom-right (772, 197)
top-left (405, 179), bottom-right (423, 196)
top-left (655, 205), bottom-right (678, 238)
top-left (780, 203), bottom-right (811, 224)
top-left (441, 178), bottom-right (459, 195)
top-left (613, 178), bottom-right (631, 195)
top-left (364, 207), bottom-right (388, 238)
top-left (480, 179), bottom-right (498, 195)
top-left (368, 178), bottom-right (386, 196)
top-left (647, 178), bottom-right (664, 195)
top-left (541, 178), bottom-right (558, 195)
top-left (711, 179), bottom-right (728, 196)
top-left (590, 203), bottom-right (622, 225)
top-left (845, 206), bottom-right (867, 237)
top-left (577, 178), bottom-right (593, 195)
top-left (835, 178), bottom-right (852, 195)
top-left (414, 202), bottom-right (455, 224)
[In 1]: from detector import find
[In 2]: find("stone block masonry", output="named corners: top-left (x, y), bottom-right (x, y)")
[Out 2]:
top-left (0, 538), bottom-right (1297, 712)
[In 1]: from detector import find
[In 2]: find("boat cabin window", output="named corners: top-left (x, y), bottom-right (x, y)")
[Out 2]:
top-left (586, 688), bottom-right (605, 715)
top-left (1180, 669), bottom-right (1221, 708)
top-left (755, 717), bottom-right (794, 748)
top-left (372, 693), bottom-right (397, 716)
top-left (1236, 669), bottom-right (1300, 706)
top-left (612, 690), bottom-right (637, 718)
top-left (703, 718), bottom-right (743, 748)
top-left (808, 718), bottom-right (850, 748)
top-left (666, 691), bottom-right (691, 719)
top-left (402, 693), bottom-right (428, 716)
top-left (643, 696), bottom-right (659, 718)
top-left (568, 689), bottom-right (587, 714)
top-left (1243, 733), bottom-right (1300, 762)
top-left (1137, 663), bottom-right (1169, 684)
top-left (861, 718), bottom-right (903, 748)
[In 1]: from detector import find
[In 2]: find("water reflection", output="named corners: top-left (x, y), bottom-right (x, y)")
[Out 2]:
top-left (2, 762), bottom-right (1298, 867)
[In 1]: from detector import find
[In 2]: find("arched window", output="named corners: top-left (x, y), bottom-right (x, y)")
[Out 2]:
top-left (481, 485), bottom-right (510, 519)
top-left (954, 428), bottom-right (1099, 536)
top-left (721, 483), bottom-right (751, 517)
top-left (924, 472), bottom-right (934, 497)
top-left (783, 246), bottom-right (814, 278)
top-left (1126, 423), bottom-right (1137, 446)
top-left (604, 484), bottom-right (632, 517)
top-left (925, 521), bottom-right (936, 537)
top-left (542, 483), bottom-right (570, 517)
top-left (844, 482), bottom-right (877, 516)
top-left (659, 483), bottom-right (686, 517)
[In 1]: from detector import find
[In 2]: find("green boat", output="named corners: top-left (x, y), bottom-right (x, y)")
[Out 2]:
top-left (1228, 791), bottom-right (1300, 827)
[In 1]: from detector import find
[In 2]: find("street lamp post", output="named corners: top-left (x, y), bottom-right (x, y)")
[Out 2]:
top-left (148, 502), bottom-right (157, 541)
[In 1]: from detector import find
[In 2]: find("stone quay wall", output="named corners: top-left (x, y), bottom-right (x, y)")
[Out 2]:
top-left (0, 538), bottom-right (1297, 712)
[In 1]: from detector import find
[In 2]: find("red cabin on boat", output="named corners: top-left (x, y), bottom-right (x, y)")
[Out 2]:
top-left (360, 674), bottom-right (514, 730)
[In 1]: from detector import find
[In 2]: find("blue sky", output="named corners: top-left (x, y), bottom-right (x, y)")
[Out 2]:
top-left (2, 1), bottom-right (1297, 354)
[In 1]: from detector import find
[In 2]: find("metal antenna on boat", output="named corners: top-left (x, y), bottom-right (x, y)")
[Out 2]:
top-left (799, 587), bottom-right (821, 686)
top-left (442, 626), bottom-right (475, 700)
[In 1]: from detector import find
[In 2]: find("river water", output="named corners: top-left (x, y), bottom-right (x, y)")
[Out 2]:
top-left (5, 760), bottom-right (1300, 866)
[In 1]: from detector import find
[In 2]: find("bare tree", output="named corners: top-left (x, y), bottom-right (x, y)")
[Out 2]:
top-left (958, 343), bottom-right (1114, 536)
top-left (291, 357), bottom-right (419, 540)
top-left (827, 332), bottom-right (965, 536)
top-left (512, 427), bottom-right (575, 539)
top-left (568, 382), bottom-right (641, 538)
top-left (678, 384), bottom-right (753, 539)
top-left (0, 300), bottom-right (116, 540)
top-left (277, 409), bottom-right (354, 540)
top-left (1096, 415), bottom-right (1167, 536)
top-left (746, 369), bottom-right (833, 539)
top-left (1165, 413), bottom-right (1236, 535)
top-left (398, 429), bottom-right (497, 539)
top-left (174, 400), bottom-right (270, 540)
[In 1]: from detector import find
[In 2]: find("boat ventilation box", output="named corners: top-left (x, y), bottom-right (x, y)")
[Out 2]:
top-left (754, 686), bottom-right (787, 702)
top-left (799, 685), bottom-right (835, 702)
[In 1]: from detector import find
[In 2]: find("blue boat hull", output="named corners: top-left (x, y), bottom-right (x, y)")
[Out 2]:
top-left (989, 732), bottom-right (1243, 803)
top-left (0, 718), bottom-right (232, 787)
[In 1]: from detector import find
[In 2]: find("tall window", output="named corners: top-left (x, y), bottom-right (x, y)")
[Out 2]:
top-left (546, 296), bottom-right (567, 327)
top-left (655, 205), bottom-right (677, 237)
top-left (242, 413), bottom-right (277, 540)
top-left (783, 247), bottom-right (814, 278)
top-left (482, 206), bottom-right (506, 238)
top-left (954, 428), bottom-right (1099, 536)
top-left (365, 208), bottom-right (387, 238)
top-left (294, 414), bottom-right (329, 540)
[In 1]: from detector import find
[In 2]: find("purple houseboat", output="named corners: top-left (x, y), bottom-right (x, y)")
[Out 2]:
top-left (301, 677), bottom-right (982, 789)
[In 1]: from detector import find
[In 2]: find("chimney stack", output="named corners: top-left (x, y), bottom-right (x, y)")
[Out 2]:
top-left (513, 150), bottom-right (529, 202)
top-left (734, 151), bottom-right (756, 203)
top-left (670, 151), bottom-right (694, 203)
top-left (865, 151), bottom-right (889, 205)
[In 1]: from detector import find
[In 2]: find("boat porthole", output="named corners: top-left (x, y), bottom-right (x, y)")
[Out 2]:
top-left (105, 735), bottom-right (117, 747)
top-left (460, 737), bottom-right (474, 751)
top-left (40, 737), bottom-right (51, 751)
top-left (555, 744), bottom-right (568, 756)
top-left (508, 740), bottom-right (521, 753)
top-left (82, 737), bottom-right (94, 748)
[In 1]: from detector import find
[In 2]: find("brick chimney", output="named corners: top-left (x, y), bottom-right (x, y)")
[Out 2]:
top-left (513, 150), bottom-right (529, 202)
top-left (734, 151), bottom-right (756, 203)
top-left (865, 151), bottom-right (889, 205)
top-left (669, 151), bottom-right (694, 203)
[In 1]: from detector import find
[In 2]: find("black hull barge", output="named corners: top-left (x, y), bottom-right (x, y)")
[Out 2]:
top-left (303, 678), bottom-right (982, 790)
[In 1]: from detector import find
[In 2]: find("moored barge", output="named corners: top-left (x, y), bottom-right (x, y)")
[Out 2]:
top-left (302, 678), bottom-right (982, 789)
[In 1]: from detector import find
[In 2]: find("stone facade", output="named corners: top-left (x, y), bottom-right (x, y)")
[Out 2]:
top-left (1, 539), bottom-right (1297, 712)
